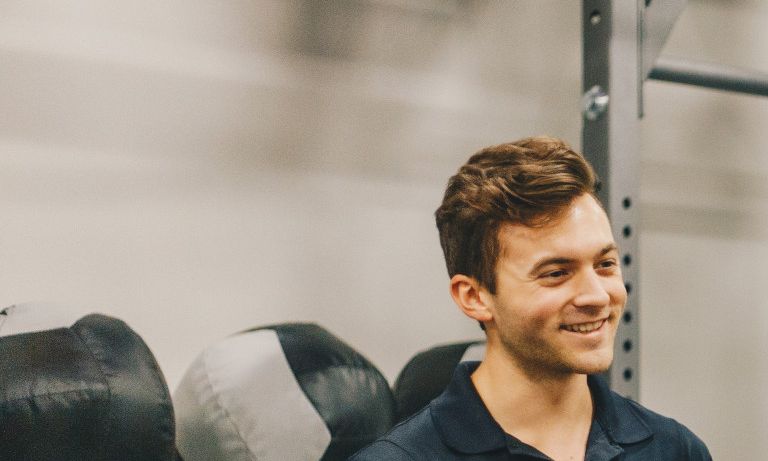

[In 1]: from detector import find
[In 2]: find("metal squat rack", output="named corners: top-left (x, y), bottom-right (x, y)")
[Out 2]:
top-left (581, 0), bottom-right (768, 399)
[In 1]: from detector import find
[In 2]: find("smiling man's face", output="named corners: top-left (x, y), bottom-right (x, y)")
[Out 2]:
top-left (485, 193), bottom-right (627, 378)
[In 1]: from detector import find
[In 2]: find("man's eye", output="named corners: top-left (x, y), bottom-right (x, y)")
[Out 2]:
top-left (543, 270), bottom-right (568, 278)
top-left (598, 259), bottom-right (617, 269)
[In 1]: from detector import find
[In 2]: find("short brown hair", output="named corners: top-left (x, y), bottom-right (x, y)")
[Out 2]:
top-left (435, 136), bottom-right (597, 294)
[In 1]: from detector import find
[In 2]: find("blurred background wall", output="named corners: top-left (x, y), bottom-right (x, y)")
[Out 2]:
top-left (0, 0), bottom-right (765, 458)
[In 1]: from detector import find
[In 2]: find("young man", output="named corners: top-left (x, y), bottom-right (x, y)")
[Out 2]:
top-left (350, 137), bottom-right (711, 460)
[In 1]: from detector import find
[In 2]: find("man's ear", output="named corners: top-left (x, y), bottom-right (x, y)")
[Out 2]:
top-left (449, 274), bottom-right (494, 323)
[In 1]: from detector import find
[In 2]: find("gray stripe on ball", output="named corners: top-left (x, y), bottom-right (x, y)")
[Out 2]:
top-left (175, 329), bottom-right (332, 461)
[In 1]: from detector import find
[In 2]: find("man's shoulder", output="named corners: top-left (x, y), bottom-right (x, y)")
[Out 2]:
top-left (348, 405), bottom-right (448, 460)
top-left (611, 393), bottom-right (711, 459)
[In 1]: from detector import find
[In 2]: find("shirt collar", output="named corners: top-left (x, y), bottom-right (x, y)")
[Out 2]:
top-left (587, 373), bottom-right (653, 444)
top-left (431, 361), bottom-right (653, 455)
top-left (431, 361), bottom-right (507, 453)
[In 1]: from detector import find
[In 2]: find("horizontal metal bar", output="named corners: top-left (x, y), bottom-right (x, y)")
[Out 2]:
top-left (649, 57), bottom-right (768, 97)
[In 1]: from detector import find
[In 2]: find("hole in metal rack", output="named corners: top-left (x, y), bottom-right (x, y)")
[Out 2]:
top-left (623, 368), bottom-right (633, 381)
top-left (622, 225), bottom-right (632, 238)
top-left (622, 197), bottom-right (632, 209)
top-left (623, 340), bottom-right (633, 352)
top-left (590, 10), bottom-right (601, 25)
top-left (623, 254), bottom-right (632, 266)
top-left (624, 282), bottom-right (632, 294)
top-left (623, 311), bottom-right (632, 324)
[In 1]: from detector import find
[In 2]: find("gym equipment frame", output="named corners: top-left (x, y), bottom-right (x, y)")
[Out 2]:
top-left (581, 0), bottom-right (768, 399)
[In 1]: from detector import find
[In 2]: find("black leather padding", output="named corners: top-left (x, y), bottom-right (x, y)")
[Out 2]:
top-left (247, 323), bottom-right (396, 461)
top-left (0, 314), bottom-right (177, 461)
top-left (393, 341), bottom-right (483, 423)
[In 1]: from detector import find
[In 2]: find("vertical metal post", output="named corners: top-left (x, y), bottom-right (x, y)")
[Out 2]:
top-left (582, 0), bottom-right (641, 399)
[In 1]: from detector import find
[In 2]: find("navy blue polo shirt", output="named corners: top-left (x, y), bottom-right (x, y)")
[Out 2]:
top-left (349, 362), bottom-right (711, 460)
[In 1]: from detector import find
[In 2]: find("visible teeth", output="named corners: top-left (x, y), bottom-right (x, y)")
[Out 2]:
top-left (563, 320), bottom-right (603, 333)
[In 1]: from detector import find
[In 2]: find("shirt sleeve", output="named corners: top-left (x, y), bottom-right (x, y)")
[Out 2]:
top-left (347, 440), bottom-right (416, 461)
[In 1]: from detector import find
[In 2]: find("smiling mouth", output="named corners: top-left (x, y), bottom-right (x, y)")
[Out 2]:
top-left (560, 319), bottom-right (606, 333)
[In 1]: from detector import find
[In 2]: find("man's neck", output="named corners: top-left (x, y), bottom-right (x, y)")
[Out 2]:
top-left (471, 350), bottom-right (593, 460)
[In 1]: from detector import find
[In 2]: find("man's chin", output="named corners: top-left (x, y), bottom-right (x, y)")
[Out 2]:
top-left (571, 353), bottom-right (613, 375)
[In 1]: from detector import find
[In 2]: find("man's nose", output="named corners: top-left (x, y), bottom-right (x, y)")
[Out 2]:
top-left (572, 269), bottom-right (611, 308)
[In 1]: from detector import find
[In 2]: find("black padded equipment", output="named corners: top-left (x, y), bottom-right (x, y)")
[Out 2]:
top-left (0, 313), bottom-right (178, 461)
top-left (256, 323), bottom-right (396, 460)
top-left (393, 340), bottom-right (485, 423)
top-left (174, 322), bottom-right (395, 461)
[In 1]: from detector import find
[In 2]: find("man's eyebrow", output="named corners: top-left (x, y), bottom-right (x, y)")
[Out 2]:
top-left (527, 243), bottom-right (618, 277)
top-left (527, 257), bottom-right (576, 277)
top-left (598, 243), bottom-right (618, 257)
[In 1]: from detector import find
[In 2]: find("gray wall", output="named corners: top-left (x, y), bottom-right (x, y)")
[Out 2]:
top-left (0, 0), bottom-right (762, 458)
